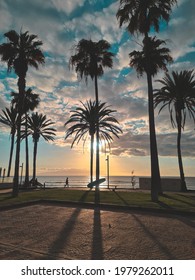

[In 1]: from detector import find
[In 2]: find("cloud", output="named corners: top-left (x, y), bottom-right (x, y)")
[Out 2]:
top-left (51, 0), bottom-right (85, 14)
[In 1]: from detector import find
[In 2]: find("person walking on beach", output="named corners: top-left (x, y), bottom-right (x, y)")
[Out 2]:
top-left (64, 177), bottom-right (69, 187)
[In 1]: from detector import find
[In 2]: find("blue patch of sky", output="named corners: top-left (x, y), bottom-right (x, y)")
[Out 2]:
top-left (110, 43), bottom-right (119, 55)
top-left (175, 51), bottom-right (195, 64)
top-left (150, 21), bottom-right (170, 35)
top-left (58, 80), bottom-right (78, 88)
top-left (115, 67), bottom-right (132, 84)
top-left (125, 119), bottom-right (146, 134)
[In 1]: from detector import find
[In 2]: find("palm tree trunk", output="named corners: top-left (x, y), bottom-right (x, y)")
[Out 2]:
top-left (13, 75), bottom-right (25, 197)
top-left (33, 140), bottom-right (38, 185)
top-left (90, 134), bottom-right (94, 183)
top-left (94, 73), bottom-right (100, 182)
top-left (24, 113), bottom-right (29, 187)
top-left (176, 111), bottom-right (187, 192)
top-left (7, 133), bottom-right (15, 177)
top-left (147, 72), bottom-right (162, 202)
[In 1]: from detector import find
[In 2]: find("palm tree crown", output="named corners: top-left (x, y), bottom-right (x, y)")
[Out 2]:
top-left (0, 30), bottom-right (45, 76)
top-left (27, 112), bottom-right (56, 142)
top-left (129, 36), bottom-right (173, 76)
top-left (11, 88), bottom-right (40, 115)
top-left (0, 107), bottom-right (18, 135)
top-left (116, 0), bottom-right (177, 35)
top-left (70, 39), bottom-right (114, 83)
top-left (154, 70), bottom-right (195, 127)
top-left (65, 100), bottom-right (122, 148)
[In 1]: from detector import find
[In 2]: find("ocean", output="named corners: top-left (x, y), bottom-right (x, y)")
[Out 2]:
top-left (34, 175), bottom-right (195, 191)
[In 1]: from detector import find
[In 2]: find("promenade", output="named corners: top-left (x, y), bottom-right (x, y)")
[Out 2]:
top-left (0, 203), bottom-right (194, 259)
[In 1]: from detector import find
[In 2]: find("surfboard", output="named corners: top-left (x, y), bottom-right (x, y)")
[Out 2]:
top-left (87, 178), bottom-right (106, 188)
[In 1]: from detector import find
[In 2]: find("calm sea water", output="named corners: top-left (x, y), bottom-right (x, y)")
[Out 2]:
top-left (35, 176), bottom-right (195, 191)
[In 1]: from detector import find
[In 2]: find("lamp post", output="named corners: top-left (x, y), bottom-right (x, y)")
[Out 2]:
top-left (106, 155), bottom-right (109, 189)
top-left (20, 163), bottom-right (23, 186)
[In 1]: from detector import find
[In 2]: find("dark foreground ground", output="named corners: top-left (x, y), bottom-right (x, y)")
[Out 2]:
top-left (0, 203), bottom-right (195, 260)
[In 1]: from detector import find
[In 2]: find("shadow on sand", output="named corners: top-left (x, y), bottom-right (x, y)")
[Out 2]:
top-left (132, 214), bottom-right (176, 259)
top-left (46, 190), bottom-right (91, 259)
top-left (91, 186), bottom-right (103, 259)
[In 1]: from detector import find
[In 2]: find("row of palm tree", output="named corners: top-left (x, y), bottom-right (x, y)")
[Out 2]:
top-left (0, 0), bottom-right (195, 202)
top-left (0, 30), bottom-right (121, 195)
top-left (0, 30), bottom-right (45, 196)
top-left (0, 102), bottom-right (56, 187)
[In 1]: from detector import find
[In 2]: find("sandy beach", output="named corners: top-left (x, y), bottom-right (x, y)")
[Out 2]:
top-left (0, 203), bottom-right (194, 260)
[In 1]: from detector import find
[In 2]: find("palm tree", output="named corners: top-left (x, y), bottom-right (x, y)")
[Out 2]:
top-left (129, 36), bottom-right (172, 201)
top-left (65, 100), bottom-right (122, 182)
top-left (116, 0), bottom-right (177, 37)
top-left (154, 70), bottom-right (195, 192)
top-left (116, 1), bottom-right (177, 201)
top-left (26, 112), bottom-right (56, 185)
top-left (69, 39), bottom-right (114, 182)
top-left (11, 88), bottom-right (40, 187)
top-left (0, 30), bottom-right (45, 196)
top-left (0, 107), bottom-right (18, 177)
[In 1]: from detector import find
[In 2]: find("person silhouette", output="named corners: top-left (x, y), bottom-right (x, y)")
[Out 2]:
top-left (64, 177), bottom-right (69, 187)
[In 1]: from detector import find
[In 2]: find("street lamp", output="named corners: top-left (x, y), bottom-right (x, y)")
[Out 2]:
top-left (20, 163), bottom-right (23, 186)
top-left (105, 155), bottom-right (109, 189)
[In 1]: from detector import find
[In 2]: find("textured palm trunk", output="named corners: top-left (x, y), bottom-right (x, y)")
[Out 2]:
top-left (147, 72), bottom-right (162, 202)
top-left (24, 113), bottom-right (29, 187)
top-left (90, 134), bottom-right (94, 183)
top-left (13, 75), bottom-right (25, 197)
top-left (7, 133), bottom-right (15, 177)
top-left (94, 73), bottom-right (100, 182)
top-left (33, 140), bottom-right (38, 185)
top-left (176, 111), bottom-right (187, 192)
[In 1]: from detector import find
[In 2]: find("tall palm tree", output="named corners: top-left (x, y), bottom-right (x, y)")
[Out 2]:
top-left (65, 100), bottom-right (122, 182)
top-left (26, 112), bottom-right (56, 185)
top-left (129, 36), bottom-right (172, 201)
top-left (11, 88), bottom-right (40, 187)
top-left (69, 39), bottom-right (114, 182)
top-left (154, 70), bottom-right (195, 192)
top-left (0, 107), bottom-right (18, 177)
top-left (0, 30), bottom-right (45, 196)
top-left (116, 1), bottom-right (177, 201)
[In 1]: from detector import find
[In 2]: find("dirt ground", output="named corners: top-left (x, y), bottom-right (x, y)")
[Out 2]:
top-left (0, 204), bottom-right (194, 260)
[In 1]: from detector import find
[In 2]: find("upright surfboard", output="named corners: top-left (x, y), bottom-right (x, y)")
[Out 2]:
top-left (87, 178), bottom-right (106, 188)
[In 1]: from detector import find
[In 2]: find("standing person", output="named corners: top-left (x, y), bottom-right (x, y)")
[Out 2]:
top-left (64, 177), bottom-right (69, 187)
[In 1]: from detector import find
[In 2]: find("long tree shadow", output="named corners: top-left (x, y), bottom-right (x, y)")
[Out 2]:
top-left (132, 214), bottom-right (175, 259)
top-left (175, 215), bottom-right (195, 228)
top-left (91, 186), bottom-right (103, 259)
top-left (112, 190), bottom-right (129, 206)
top-left (162, 194), bottom-right (195, 207)
top-left (157, 200), bottom-right (173, 209)
top-left (46, 190), bottom-right (91, 259)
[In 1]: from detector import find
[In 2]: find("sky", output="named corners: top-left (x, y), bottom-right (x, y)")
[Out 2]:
top-left (0, 0), bottom-right (195, 178)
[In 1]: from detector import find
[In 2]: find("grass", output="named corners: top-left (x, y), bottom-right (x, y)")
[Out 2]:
top-left (0, 188), bottom-right (195, 214)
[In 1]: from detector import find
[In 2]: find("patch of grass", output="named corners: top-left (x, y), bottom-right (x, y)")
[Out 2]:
top-left (0, 188), bottom-right (195, 213)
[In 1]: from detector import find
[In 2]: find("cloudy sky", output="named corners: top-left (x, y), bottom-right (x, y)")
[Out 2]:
top-left (0, 0), bottom-right (195, 178)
